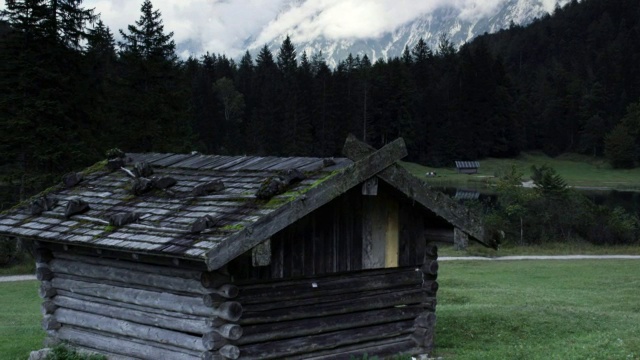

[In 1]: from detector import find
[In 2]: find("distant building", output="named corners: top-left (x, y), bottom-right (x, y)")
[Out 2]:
top-left (455, 161), bottom-right (480, 174)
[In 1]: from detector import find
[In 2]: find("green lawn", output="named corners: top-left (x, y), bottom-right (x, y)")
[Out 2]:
top-left (402, 152), bottom-right (640, 189)
top-left (0, 281), bottom-right (44, 360)
top-left (436, 260), bottom-right (640, 359)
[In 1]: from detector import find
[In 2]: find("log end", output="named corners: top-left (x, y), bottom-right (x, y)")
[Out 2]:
top-left (217, 324), bottom-right (243, 340)
top-left (216, 302), bottom-right (243, 322)
top-left (219, 344), bottom-right (240, 360)
top-left (421, 260), bottom-right (439, 276)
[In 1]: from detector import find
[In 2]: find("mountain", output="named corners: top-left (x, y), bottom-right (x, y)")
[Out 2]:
top-left (245, 0), bottom-right (572, 67)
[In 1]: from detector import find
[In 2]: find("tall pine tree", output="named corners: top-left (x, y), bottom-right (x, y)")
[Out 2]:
top-left (117, 0), bottom-right (191, 152)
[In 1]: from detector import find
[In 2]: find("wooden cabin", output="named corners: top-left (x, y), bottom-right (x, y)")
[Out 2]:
top-left (0, 136), bottom-right (494, 360)
top-left (455, 161), bottom-right (480, 174)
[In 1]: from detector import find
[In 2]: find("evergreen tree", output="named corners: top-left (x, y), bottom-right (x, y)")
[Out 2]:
top-left (213, 77), bottom-right (245, 153)
top-left (85, 20), bottom-right (118, 152)
top-left (249, 45), bottom-right (279, 154)
top-left (0, 0), bottom-right (98, 202)
top-left (117, 0), bottom-right (191, 152)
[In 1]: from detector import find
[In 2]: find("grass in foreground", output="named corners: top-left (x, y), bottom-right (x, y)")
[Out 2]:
top-left (437, 260), bottom-right (640, 359)
top-left (0, 281), bottom-right (44, 360)
top-left (402, 152), bottom-right (640, 189)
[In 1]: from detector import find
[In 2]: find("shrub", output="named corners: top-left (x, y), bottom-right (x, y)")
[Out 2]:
top-left (486, 165), bottom-right (639, 245)
top-left (0, 237), bottom-right (18, 266)
top-left (604, 124), bottom-right (636, 169)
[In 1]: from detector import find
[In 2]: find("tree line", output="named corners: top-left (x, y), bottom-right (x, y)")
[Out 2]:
top-left (1, 0), bottom-right (640, 208)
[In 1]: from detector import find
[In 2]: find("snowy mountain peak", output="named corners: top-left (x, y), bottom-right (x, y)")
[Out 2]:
top-left (247, 0), bottom-right (572, 68)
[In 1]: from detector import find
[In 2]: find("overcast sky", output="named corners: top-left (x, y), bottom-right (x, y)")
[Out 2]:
top-left (1, 0), bottom-right (561, 58)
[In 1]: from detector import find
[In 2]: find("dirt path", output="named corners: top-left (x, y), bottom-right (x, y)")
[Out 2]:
top-left (0, 274), bottom-right (36, 282)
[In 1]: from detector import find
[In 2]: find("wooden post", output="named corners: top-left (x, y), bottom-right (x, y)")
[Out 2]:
top-left (362, 196), bottom-right (387, 269)
top-left (385, 199), bottom-right (399, 268)
top-left (251, 239), bottom-right (271, 267)
top-left (362, 177), bottom-right (378, 196)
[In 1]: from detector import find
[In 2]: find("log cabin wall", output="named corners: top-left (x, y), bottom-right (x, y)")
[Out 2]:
top-left (233, 259), bottom-right (438, 359)
top-left (35, 244), bottom-right (243, 360)
top-left (227, 182), bottom-right (440, 359)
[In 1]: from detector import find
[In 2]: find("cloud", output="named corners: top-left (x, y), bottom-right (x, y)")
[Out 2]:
top-left (84, 0), bottom-right (285, 57)
top-left (2, 0), bottom-right (557, 57)
top-left (251, 0), bottom-right (508, 46)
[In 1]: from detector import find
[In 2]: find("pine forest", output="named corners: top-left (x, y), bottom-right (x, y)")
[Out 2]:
top-left (1, 0), bottom-right (640, 207)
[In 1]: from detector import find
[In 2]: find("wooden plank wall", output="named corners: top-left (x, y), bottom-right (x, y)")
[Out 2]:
top-left (234, 265), bottom-right (437, 359)
top-left (235, 184), bottom-right (432, 281)
top-left (35, 245), bottom-right (242, 360)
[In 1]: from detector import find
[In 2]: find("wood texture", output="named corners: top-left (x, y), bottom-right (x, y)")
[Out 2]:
top-left (39, 281), bottom-right (56, 298)
top-left (51, 251), bottom-right (206, 278)
top-left (42, 315), bottom-right (61, 330)
top-left (399, 201), bottom-right (426, 266)
top-left (36, 262), bottom-right (53, 281)
top-left (40, 300), bottom-right (57, 315)
top-left (49, 258), bottom-right (209, 294)
top-left (201, 300), bottom-right (243, 322)
top-left (207, 324), bottom-right (243, 341)
top-left (218, 345), bottom-right (240, 360)
top-left (201, 332), bottom-right (229, 351)
top-left (424, 228), bottom-right (454, 243)
top-left (342, 134), bottom-right (491, 247)
top-left (421, 260), bottom-right (439, 276)
top-left (51, 277), bottom-right (214, 317)
top-left (385, 198), bottom-right (399, 268)
top-left (361, 177), bottom-right (378, 196)
top-left (56, 326), bottom-right (203, 360)
top-left (251, 239), bottom-right (271, 267)
top-left (237, 267), bottom-right (422, 304)
top-left (55, 289), bottom-right (206, 321)
top-left (361, 196), bottom-right (387, 269)
top-left (52, 295), bottom-right (213, 334)
top-left (203, 284), bottom-right (239, 299)
top-left (205, 137), bottom-right (408, 270)
top-left (238, 305), bottom-right (424, 345)
top-left (54, 308), bottom-right (207, 351)
top-left (240, 289), bottom-right (433, 324)
top-left (239, 320), bottom-right (414, 359)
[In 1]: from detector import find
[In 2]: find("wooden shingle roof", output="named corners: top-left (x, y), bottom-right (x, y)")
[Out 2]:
top-left (0, 137), bottom-right (495, 270)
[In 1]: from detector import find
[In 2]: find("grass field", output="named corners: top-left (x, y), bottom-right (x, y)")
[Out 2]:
top-left (402, 152), bottom-right (640, 190)
top-left (2, 260), bottom-right (639, 360)
top-left (0, 281), bottom-right (44, 360)
top-left (436, 259), bottom-right (640, 359)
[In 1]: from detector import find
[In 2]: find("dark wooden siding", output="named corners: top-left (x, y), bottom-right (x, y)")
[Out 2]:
top-left (234, 266), bottom-right (436, 359)
top-left (231, 181), bottom-right (442, 281)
